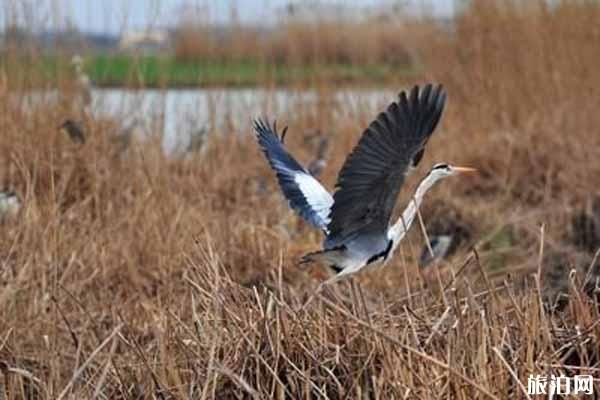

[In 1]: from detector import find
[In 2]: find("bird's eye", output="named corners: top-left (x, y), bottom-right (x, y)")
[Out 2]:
top-left (433, 163), bottom-right (449, 170)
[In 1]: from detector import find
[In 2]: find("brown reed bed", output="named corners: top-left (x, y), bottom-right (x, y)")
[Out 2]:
top-left (173, 12), bottom-right (415, 67)
top-left (1, 0), bottom-right (600, 398)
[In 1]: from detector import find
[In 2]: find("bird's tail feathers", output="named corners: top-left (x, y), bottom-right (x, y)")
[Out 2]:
top-left (299, 247), bottom-right (346, 268)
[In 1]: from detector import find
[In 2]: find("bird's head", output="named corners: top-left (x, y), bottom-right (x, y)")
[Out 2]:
top-left (414, 163), bottom-right (477, 200)
top-left (429, 163), bottom-right (477, 180)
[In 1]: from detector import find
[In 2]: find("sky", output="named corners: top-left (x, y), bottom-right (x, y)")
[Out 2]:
top-left (2, 0), bottom-right (456, 35)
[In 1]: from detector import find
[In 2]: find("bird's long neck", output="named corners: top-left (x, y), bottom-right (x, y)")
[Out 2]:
top-left (388, 172), bottom-right (439, 245)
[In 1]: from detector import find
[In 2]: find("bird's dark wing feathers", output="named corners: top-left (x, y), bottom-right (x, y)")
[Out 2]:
top-left (325, 84), bottom-right (446, 246)
top-left (254, 119), bottom-right (333, 231)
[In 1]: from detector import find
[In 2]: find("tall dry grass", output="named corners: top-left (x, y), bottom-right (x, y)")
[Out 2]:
top-left (0, 0), bottom-right (600, 398)
top-left (174, 16), bottom-right (413, 67)
top-left (420, 0), bottom-right (600, 267)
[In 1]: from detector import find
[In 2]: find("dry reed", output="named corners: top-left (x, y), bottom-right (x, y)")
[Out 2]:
top-left (0, 0), bottom-right (599, 398)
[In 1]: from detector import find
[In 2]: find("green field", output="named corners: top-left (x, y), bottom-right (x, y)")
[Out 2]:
top-left (2, 54), bottom-right (418, 88)
top-left (89, 55), bottom-right (416, 87)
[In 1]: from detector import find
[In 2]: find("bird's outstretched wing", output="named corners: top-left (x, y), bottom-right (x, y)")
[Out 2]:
top-left (254, 119), bottom-right (333, 231)
top-left (325, 84), bottom-right (447, 247)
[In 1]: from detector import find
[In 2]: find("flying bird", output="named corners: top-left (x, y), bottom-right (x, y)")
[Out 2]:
top-left (254, 84), bottom-right (475, 286)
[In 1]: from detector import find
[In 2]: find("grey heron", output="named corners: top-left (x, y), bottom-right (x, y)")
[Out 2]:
top-left (71, 55), bottom-right (92, 108)
top-left (59, 119), bottom-right (86, 144)
top-left (419, 235), bottom-right (454, 268)
top-left (254, 84), bottom-right (475, 285)
top-left (186, 127), bottom-right (209, 155)
top-left (419, 223), bottom-right (471, 268)
top-left (0, 191), bottom-right (21, 219)
top-left (307, 135), bottom-right (330, 177)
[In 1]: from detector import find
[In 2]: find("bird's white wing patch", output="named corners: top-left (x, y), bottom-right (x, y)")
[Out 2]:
top-left (294, 172), bottom-right (333, 226)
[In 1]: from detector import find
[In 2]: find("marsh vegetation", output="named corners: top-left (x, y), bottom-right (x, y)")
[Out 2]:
top-left (0, 1), bottom-right (599, 398)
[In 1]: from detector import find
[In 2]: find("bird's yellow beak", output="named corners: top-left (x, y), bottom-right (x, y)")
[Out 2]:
top-left (452, 166), bottom-right (478, 174)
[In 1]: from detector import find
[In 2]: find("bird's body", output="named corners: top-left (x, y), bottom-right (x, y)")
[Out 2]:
top-left (0, 191), bottom-right (21, 219)
top-left (419, 223), bottom-right (470, 268)
top-left (71, 55), bottom-right (92, 108)
top-left (307, 135), bottom-right (330, 177)
top-left (59, 119), bottom-right (86, 144)
top-left (419, 235), bottom-right (454, 268)
top-left (255, 84), bottom-right (475, 285)
top-left (302, 163), bottom-right (462, 283)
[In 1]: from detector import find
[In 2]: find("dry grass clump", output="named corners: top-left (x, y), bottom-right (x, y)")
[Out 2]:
top-left (1, 0), bottom-right (600, 398)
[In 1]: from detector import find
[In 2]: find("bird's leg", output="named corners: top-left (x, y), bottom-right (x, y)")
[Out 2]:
top-left (347, 278), bottom-right (375, 317)
top-left (415, 205), bottom-right (435, 260)
top-left (301, 280), bottom-right (329, 310)
top-left (301, 272), bottom-right (349, 310)
top-left (348, 278), bottom-right (360, 315)
top-left (355, 281), bottom-right (373, 318)
top-left (301, 266), bottom-right (359, 310)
